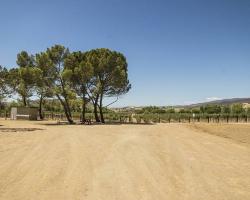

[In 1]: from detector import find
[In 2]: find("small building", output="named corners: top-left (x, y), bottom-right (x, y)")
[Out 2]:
top-left (10, 107), bottom-right (38, 120)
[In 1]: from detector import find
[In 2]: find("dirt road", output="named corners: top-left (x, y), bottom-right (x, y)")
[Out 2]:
top-left (0, 121), bottom-right (249, 200)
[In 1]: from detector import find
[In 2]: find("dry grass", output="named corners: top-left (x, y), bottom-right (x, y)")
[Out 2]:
top-left (187, 123), bottom-right (250, 147)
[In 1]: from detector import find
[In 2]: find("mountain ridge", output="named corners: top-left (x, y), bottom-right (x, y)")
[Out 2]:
top-left (180, 97), bottom-right (250, 108)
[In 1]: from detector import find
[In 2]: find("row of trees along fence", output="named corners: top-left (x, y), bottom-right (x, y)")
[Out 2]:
top-left (2, 109), bottom-right (249, 123)
top-left (134, 113), bottom-right (250, 123)
top-left (37, 112), bottom-right (250, 123)
top-left (43, 112), bottom-right (92, 121)
top-left (43, 111), bottom-right (134, 123)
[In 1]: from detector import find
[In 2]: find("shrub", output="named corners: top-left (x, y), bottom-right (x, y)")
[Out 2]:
top-left (134, 115), bottom-right (142, 123)
top-left (231, 104), bottom-right (244, 114)
top-left (128, 115), bottom-right (133, 123)
top-left (142, 114), bottom-right (150, 123)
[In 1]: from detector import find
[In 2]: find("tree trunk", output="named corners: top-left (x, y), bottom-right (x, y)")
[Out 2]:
top-left (22, 96), bottom-right (27, 107)
top-left (64, 105), bottom-right (74, 124)
top-left (65, 101), bottom-right (72, 119)
top-left (63, 93), bottom-right (72, 119)
top-left (58, 76), bottom-right (73, 123)
top-left (56, 94), bottom-right (74, 124)
top-left (99, 92), bottom-right (105, 123)
top-left (64, 103), bottom-right (73, 124)
top-left (39, 94), bottom-right (44, 120)
top-left (94, 94), bottom-right (100, 122)
top-left (81, 94), bottom-right (86, 122)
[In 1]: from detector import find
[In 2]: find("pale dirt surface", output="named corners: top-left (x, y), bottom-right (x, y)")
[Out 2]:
top-left (0, 120), bottom-right (250, 200)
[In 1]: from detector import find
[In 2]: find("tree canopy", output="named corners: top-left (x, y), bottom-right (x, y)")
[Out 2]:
top-left (0, 66), bottom-right (10, 101)
top-left (0, 45), bottom-right (131, 124)
top-left (84, 48), bottom-right (131, 122)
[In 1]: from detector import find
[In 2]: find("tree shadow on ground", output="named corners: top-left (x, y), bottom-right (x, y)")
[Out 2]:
top-left (0, 128), bottom-right (44, 133)
top-left (38, 121), bottom-right (155, 126)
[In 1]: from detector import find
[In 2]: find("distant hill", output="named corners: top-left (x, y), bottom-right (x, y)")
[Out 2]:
top-left (182, 98), bottom-right (250, 108)
top-left (111, 98), bottom-right (250, 110)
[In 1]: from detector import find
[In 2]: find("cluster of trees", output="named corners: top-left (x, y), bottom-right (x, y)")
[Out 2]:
top-left (200, 104), bottom-right (248, 114)
top-left (133, 104), bottom-right (250, 124)
top-left (187, 104), bottom-right (250, 114)
top-left (176, 104), bottom-right (249, 115)
top-left (134, 104), bottom-right (250, 115)
top-left (0, 45), bottom-right (131, 123)
top-left (135, 106), bottom-right (168, 114)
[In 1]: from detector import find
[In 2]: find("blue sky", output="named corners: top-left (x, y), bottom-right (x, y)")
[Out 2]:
top-left (0, 0), bottom-right (249, 106)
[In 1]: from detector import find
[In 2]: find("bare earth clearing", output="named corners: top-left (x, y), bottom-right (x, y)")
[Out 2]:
top-left (0, 120), bottom-right (249, 200)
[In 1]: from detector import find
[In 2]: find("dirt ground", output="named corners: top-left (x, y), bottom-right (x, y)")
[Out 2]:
top-left (0, 120), bottom-right (249, 200)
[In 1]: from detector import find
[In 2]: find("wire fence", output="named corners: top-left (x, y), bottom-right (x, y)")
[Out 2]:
top-left (1, 111), bottom-right (249, 124)
top-left (43, 112), bottom-right (250, 124)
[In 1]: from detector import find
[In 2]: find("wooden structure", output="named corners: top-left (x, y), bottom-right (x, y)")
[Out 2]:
top-left (10, 107), bottom-right (38, 120)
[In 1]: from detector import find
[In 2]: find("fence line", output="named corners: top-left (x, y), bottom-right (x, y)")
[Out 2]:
top-left (1, 111), bottom-right (249, 123)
